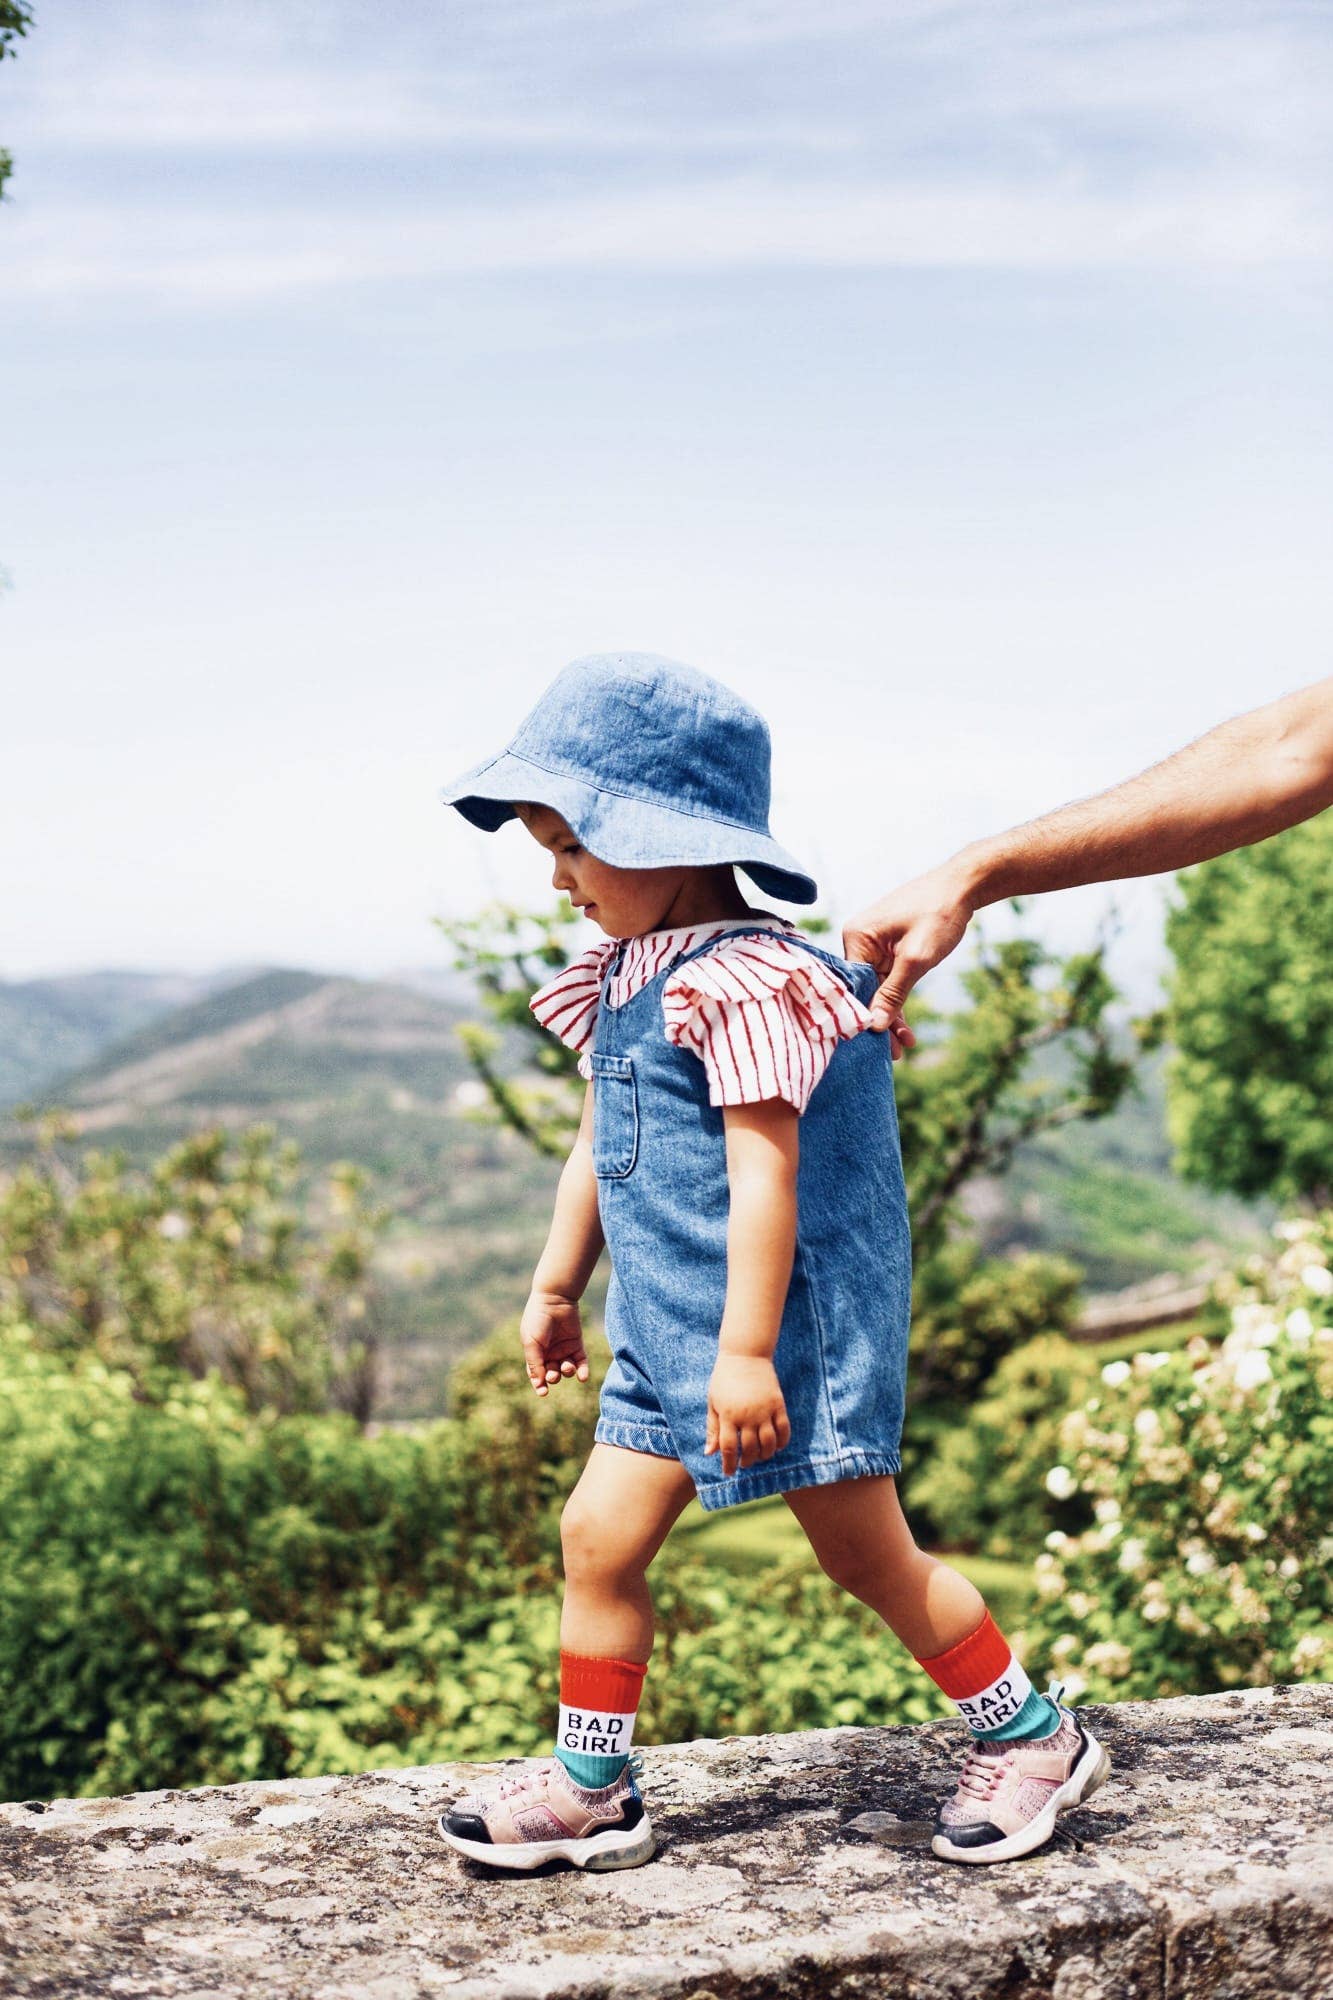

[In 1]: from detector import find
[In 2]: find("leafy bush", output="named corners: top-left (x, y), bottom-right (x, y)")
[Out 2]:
top-left (0, 1322), bottom-right (946, 1802)
top-left (914, 1333), bottom-right (1100, 1559)
top-left (900, 1243), bottom-right (1084, 1512)
top-left (1028, 1213), bottom-right (1333, 1702)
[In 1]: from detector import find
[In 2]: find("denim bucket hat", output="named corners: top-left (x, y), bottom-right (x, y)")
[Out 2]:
top-left (440, 652), bottom-right (818, 905)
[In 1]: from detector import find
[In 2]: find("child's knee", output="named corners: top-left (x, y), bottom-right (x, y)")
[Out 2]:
top-left (560, 1491), bottom-right (641, 1585)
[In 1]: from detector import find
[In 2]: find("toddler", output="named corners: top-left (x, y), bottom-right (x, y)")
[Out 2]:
top-left (436, 653), bottom-right (1109, 1869)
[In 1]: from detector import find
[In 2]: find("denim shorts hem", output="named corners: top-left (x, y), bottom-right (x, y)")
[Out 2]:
top-left (693, 1449), bottom-right (901, 1513)
top-left (594, 1417), bottom-right (682, 1463)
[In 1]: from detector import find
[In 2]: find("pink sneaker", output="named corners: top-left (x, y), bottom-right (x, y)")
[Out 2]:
top-left (932, 1688), bottom-right (1111, 1864)
top-left (439, 1757), bottom-right (655, 1872)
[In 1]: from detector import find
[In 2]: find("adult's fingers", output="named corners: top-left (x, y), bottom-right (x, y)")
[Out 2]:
top-left (868, 957), bottom-right (930, 1033)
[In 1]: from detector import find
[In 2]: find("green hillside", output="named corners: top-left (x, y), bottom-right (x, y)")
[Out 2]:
top-left (972, 1046), bottom-right (1267, 1288)
top-left (1, 967), bottom-right (1266, 1423)
top-left (0, 970), bottom-right (222, 1107)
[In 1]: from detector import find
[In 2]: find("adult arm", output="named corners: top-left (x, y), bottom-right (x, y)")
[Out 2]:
top-left (845, 675), bottom-right (1333, 1032)
top-left (705, 1099), bottom-right (798, 1477)
top-left (520, 1084), bottom-right (604, 1393)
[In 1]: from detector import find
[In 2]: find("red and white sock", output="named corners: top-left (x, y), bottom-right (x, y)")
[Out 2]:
top-left (916, 1612), bottom-right (1037, 1737)
top-left (554, 1650), bottom-right (647, 1787)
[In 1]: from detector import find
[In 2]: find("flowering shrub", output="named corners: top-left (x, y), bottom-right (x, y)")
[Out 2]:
top-left (1028, 1213), bottom-right (1333, 1702)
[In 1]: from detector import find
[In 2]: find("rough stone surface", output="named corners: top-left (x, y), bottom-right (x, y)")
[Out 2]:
top-left (2, 1684), bottom-right (1331, 1999)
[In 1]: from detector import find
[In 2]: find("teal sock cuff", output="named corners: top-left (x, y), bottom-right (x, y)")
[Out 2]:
top-left (555, 1745), bottom-right (629, 1790)
top-left (983, 1686), bottom-right (1062, 1743)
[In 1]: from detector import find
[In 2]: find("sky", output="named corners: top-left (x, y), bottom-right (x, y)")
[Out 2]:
top-left (2, 0), bottom-right (1330, 1009)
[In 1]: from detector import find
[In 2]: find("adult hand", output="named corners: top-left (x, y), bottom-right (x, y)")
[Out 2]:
top-left (843, 859), bottom-right (978, 1039)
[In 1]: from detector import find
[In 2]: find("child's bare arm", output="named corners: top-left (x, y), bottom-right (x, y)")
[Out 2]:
top-left (705, 1100), bottom-right (799, 1476)
top-left (522, 1084), bottom-right (604, 1395)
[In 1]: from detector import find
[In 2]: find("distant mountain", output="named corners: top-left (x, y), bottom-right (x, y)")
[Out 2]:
top-left (0, 969), bottom-right (231, 1108)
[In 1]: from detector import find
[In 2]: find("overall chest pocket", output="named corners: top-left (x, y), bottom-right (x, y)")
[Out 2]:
top-left (590, 1053), bottom-right (639, 1179)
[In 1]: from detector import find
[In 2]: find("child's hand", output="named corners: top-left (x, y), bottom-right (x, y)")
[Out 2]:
top-left (520, 1288), bottom-right (590, 1397)
top-left (705, 1355), bottom-right (791, 1477)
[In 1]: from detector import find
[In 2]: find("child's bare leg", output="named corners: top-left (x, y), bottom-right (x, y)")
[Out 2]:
top-left (784, 1474), bottom-right (984, 1658)
top-left (559, 1443), bottom-right (697, 1660)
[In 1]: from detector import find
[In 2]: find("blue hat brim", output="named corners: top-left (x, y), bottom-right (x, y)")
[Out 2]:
top-left (440, 749), bottom-right (818, 906)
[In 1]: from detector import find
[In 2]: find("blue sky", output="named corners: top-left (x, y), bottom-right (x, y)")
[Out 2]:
top-left (2, 1), bottom-right (1330, 1005)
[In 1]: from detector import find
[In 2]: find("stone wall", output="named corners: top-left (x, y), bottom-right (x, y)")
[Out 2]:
top-left (2, 1683), bottom-right (1331, 1999)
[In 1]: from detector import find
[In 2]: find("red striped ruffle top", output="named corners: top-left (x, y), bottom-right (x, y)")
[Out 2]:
top-left (530, 916), bottom-right (871, 1115)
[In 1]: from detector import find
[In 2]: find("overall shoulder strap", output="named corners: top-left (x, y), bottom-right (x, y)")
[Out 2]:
top-left (668, 924), bottom-right (859, 995)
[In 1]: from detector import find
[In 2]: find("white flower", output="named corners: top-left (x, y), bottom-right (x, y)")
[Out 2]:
top-left (157, 1212), bottom-right (189, 1240)
top-left (1185, 1550), bottom-right (1217, 1577)
top-left (1084, 1640), bottom-right (1132, 1680)
top-left (1286, 1307), bottom-right (1315, 1346)
top-left (1302, 1264), bottom-right (1333, 1298)
top-left (1292, 1633), bottom-right (1328, 1676)
top-left (1230, 1303), bottom-right (1280, 1349)
top-left (1093, 1497), bottom-right (1121, 1524)
top-left (1133, 1408), bottom-right (1163, 1442)
top-left (1118, 1538), bottom-right (1148, 1574)
top-left (1140, 1350), bottom-right (1173, 1373)
top-left (1044, 1531), bottom-right (1069, 1552)
top-left (1243, 1521), bottom-right (1267, 1543)
top-left (1101, 1359), bottom-right (1132, 1388)
top-left (1233, 1350), bottom-right (1273, 1391)
top-left (1274, 1218), bottom-right (1316, 1242)
top-left (1045, 1465), bottom-right (1077, 1500)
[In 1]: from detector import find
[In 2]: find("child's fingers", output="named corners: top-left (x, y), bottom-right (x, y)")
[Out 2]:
top-left (719, 1416), bottom-right (739, 1477)
top-left (738, 1424), bottom-right (761, 1469)
top-left (522, 1342), bottom-right (548, 1394)
top-left (775, 1408), bottom-right (792, 1450)
top-left (757, 1419), bottom-right (778, 1461)
top-left (704, 1402), bottom-right (718, 1457)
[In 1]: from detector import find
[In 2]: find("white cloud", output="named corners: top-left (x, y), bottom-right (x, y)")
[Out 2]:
top-left (6, 169), bottom-right (1325, 304)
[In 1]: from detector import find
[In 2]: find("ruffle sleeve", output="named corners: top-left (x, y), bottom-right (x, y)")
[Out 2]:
top-left (530, 939), bottom-right (618, 1081)
top-left (662, 935), bottom-right (871, 1114)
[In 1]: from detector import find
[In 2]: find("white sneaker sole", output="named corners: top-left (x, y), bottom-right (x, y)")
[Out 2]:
top-left (931, 1730), bottom-right (1111, 1865)
top-left (437, 1812), bottom-right (656, 1873)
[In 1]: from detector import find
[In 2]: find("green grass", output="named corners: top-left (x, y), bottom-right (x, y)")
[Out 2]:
top-left (672, 1495), bottom-right (1035, 1632)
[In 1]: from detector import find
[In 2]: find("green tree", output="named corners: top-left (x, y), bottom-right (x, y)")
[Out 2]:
top-left (1164, 815), bottom-right (1332, 1206)
top-left (0, 1117), bottom-right (385, 1420)
top-left (0, 3), bottom-right (34, 203)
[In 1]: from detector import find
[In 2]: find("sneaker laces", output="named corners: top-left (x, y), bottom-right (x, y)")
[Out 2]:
top-left (491, 1757), bottom-right (556, 1802)
top-left (955, 1739), bottom-right (1009, 1801)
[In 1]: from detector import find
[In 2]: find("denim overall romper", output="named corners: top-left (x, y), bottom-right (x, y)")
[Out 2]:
top-left (589, 925), bottom-right (913, 1511)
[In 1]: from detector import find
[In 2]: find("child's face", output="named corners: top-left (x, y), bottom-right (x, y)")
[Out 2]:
top-left (517, 804), bottom-right (689, 938)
